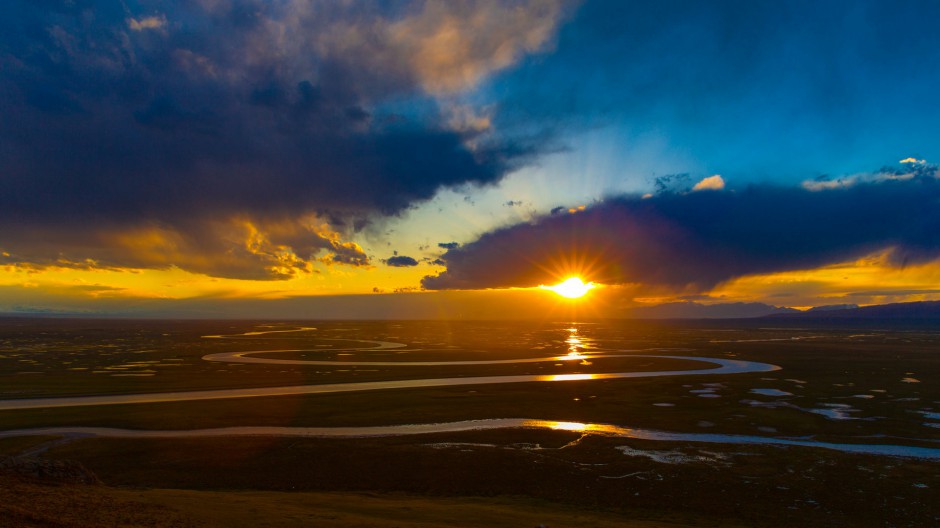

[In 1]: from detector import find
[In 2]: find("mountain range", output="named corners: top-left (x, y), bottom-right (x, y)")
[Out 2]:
top-left (625, 300), bottom-right (940, 319)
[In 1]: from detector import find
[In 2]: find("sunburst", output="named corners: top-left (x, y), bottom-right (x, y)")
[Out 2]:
top-left (541, 277), bottom-right (595, 299)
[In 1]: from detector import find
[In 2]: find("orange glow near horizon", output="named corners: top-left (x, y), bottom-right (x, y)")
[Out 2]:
top-left (710, 251), bottom-right (940, 308)
top-left (3, 249), bottom-right (940, 317)
top-left (0, 259), bottom-right (431, 301)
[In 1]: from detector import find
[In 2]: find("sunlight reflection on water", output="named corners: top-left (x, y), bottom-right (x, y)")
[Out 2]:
top-left (0, 354), bottom-right (779, 411)
top-left (540, 373), bottom-right (596, 382)
top-left (6, 419), bottom-right (938, 460)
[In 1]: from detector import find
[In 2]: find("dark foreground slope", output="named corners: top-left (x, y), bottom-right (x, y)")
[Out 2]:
top-left (0, 474), bottom-right (695, 528)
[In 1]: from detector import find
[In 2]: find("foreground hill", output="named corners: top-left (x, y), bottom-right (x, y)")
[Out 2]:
top-left (0, 474), bottom-right (705, 528)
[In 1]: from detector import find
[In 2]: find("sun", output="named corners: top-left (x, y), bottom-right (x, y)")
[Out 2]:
top-left (541, 277), bottom-right (596, 299)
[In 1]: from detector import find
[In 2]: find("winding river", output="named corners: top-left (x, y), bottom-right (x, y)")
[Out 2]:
top-left (2, 419), bottom-right (939, 460)
top-left (4, 326), bottom-right (938, 459)
top-left (0, 325), bottom-right (779, 410)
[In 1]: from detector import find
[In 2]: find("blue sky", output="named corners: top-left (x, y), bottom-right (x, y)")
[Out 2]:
top-left (480, 0), bottom-right (940, 183)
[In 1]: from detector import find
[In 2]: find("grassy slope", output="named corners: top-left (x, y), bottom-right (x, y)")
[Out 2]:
top-left (0, 476), bottom-right (702, 528)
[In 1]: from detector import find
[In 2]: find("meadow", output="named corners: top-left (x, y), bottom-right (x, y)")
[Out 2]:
top-left (1, 317), bottom-right (938, 527)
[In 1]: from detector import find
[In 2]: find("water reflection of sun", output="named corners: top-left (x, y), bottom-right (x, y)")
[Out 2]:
top-left (555, 326), bottom-right (592, 365)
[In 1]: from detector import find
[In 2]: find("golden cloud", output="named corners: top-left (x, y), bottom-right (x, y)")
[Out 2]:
top-left (691, 174), bottom-right (725, 192)
top-left (128, 15), bottom-right (167, 32)
top-left (389, 0), bottom-right (567, 94)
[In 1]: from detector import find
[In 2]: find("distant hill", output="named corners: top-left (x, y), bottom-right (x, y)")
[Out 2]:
top-left (768, 300), bottom-right (940, 319)
top-left (625, 302), bottom-right (799, 319)
top-left (806, 303), bottom-right (859, 312)
top-left (625, 300), bottom-right (940, 320)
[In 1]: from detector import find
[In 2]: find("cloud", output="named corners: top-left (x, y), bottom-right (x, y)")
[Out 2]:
top-left (802, 161), bottom-right (938, 191)
top-left (846, 289), bottom-right (940, 297)
top-left (128, 15), bottom-right (167, 32)
top-left (446, 104), bottom-right (493, 134)
top-left (691, 175), bottom-right (725, 191)
top-left (321, 240), bottom-right (370, 267)
top-left (0, 217), bottom-right (369, 281)
top-left (0, 1), bottom-right (560, 280)
top-left (61, 284), bottom-right (126, 293)
top-left (386, 255), bottom-right (419, 267)
top-left (438, 242), bottom-right (460, 250)
top-left (385, 0), bottom-right (569, 94)
top-left (423, 174), bottom-right (940, 291)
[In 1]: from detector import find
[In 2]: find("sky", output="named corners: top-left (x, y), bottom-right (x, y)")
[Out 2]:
top-left (2, 0), bottom-right (940, 318)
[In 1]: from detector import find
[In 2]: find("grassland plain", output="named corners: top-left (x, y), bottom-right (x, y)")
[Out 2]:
top-left (1, 317), bottom-right (938, 526)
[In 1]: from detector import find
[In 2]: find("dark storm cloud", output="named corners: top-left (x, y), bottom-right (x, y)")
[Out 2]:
top-left (0, 0), bottom-right (551, 279)
top-left (437, 242), bottom-right (460, 250)
top-left (0, 1), bottom-right (515, 220)
top-left (423, 174), bottom-right (940, 291)
top-left (386, 255), bottom-right (419, 267)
